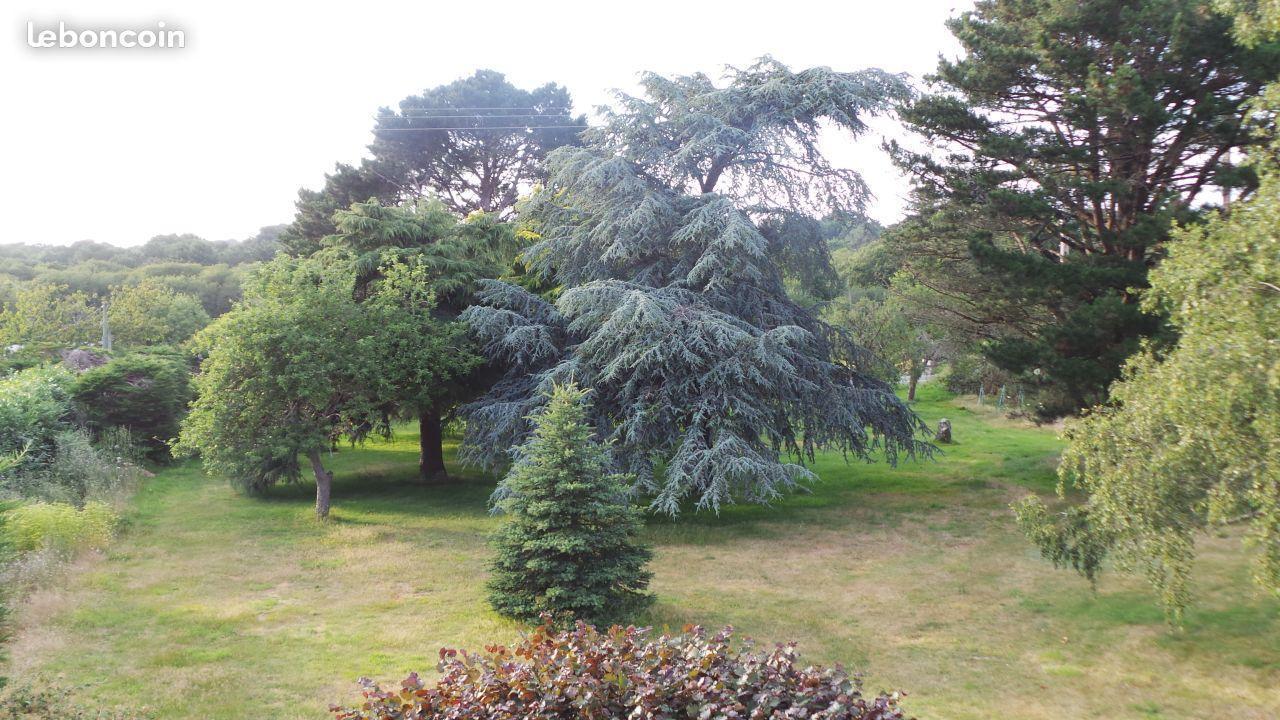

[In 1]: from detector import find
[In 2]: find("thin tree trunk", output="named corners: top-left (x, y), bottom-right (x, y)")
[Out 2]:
top-left (418, 406), bottom-right (448, 483)
top-left (908, 371), bottom-right (922, 402)
top-left (307, 449), bottom-right (333, 519)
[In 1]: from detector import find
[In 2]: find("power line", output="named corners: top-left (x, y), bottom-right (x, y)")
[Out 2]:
top-left (373, 125), bottom-right (591, 131)
top-left (379, 106), bottom-right (575, 111)
top-left (377, 114), bottom-right (575, 120)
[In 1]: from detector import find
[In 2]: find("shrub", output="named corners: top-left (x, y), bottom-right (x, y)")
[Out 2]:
top-left (71, 353), bottom-right (191, 459)
top-left (96, 426), bottom-right (145, 467)
top-left (488, 384), bottom-right (652, 626)
top-left (944, 352), bottom-right (1014, 396)
top-left (0, 283), bottom-right (98, 349)
top-left (1, 430), bottom-right (139, 506)
top-left (0, 366), bottom-right (73, 471)
top-left (0, 344), bottom-right (51, 377)
top-left (46, 430), bottom-right (140, 505)
top-left (330, 620), bottom-right (906, 720)
top-left (1, 501), bottom-right (118, 554)
top-left (107, 280), bottom-right (210, 348)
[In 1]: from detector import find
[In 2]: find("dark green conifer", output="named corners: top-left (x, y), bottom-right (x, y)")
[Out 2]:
top-left (488, 383), bottom-right (652, 625)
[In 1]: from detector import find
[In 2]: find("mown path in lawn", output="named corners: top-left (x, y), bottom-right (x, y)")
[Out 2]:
top-left (6, 383), bottom-right (1278, 719)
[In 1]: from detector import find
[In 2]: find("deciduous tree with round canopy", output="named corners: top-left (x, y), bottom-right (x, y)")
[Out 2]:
top-left (324, 199), bottom-right (517, 483)
top-left (106, 280), bottom-right (210, 348)
top-left (177, 254), bottom-right (459, 518)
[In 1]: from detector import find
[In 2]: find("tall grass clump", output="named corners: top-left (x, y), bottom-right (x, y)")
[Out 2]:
top-left (1, 501), bottom-right (118, 555)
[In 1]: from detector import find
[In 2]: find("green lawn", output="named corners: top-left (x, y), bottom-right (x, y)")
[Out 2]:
top-left (5, 383), bottom-right (1278, 719)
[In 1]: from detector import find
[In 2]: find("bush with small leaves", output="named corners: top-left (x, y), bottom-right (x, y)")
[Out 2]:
top-left (0, 366), bottom-right (73, 472)
top-left (71, 352), bottom-right (192, 459)
top-left (330, 620), bottom-right (907, 720)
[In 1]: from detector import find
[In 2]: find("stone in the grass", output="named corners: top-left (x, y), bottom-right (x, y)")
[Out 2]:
top-left (935, 418), bottom-right (952, 443)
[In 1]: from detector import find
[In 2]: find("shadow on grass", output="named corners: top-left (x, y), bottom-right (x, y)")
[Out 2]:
top-left (218, 384), bottom-right (1061, 547)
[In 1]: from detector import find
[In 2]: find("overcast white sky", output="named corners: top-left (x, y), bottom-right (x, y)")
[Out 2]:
top-left (3, 1), bottom-right (969, 247)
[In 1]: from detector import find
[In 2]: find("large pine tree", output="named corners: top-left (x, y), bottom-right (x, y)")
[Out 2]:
top-left (283, 71), bottom-right (584, 255)
top-left (1015, 0), bottom-right (1280, 621)
top-left (488, 383), bottom-right (652, 626)
top-left (891, 0), bottom-right (1280, 417)
top-left (462, 58), bottom-right (929, 514)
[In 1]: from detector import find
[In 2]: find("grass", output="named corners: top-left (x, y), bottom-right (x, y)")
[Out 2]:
top-left (5, 382), bottom-right (1278, 719)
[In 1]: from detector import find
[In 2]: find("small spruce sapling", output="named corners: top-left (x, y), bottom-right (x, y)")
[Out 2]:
top-left (488, 383), bottom-right (652, 625)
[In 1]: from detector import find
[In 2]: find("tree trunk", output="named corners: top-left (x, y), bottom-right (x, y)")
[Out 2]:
top-left (307, 449), bottom-right (333, 519)
top-left (908, 370), bottom-right (922, 402)
top-left (418, 406), bottom-right (448, 483)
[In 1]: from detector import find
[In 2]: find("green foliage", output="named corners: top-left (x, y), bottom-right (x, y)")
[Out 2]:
top-left (107, 281), bottom-right (210, 348)
top-left (1, 501), bottom-right (118, 554)
top-left (892, 0), bottom-right (1280, 418)
top-left (1, 426), bottom-right (141, 507)
top-left (72, 353), bottom-right (192, 459)
top-left (0, 345), bottom-right (50, 377)
top-left (826, 214), bottom-right (885, 253)
top-left (176, 256), bottom-right (387, 508)
top-left (0, 229), bottom-right (277, 320)
top-left (371, 70), bottom-right (585, 216)
top-left (1013, 497), bottom-right (1113, 586)
top-left (1219, 0), bottom-right (1280, 45)
top-left (281, 163), bottom-right (400, 256)
top-left (284, 71), bottom-right (583, 252)
top-left (325, 198), bottom-right (515, 481)
top-left (591, 57), bottom-right (906, 216)
top-left (175, 248), bottom-right (472, 514)
top-left (831, 239), bottom-right (897, 290)
top-left (463, 59), bottom-right (928, 513)
top-left (943, 351), bottom-right (1019, 396)
top-left (823, 289), bottom-right (942, 396)
top-left (126, 263), bottom-right (248, 317)
top-left (881, 214), bottom-right (1052, 347)
top-left (331, 621), bottom-right (905, 720)
top-left (330, 198), bottom-right (517, 318)
top-left (488, 384), bottom-right (652, 625)
top-left (29, 430), bottom-right (141, 506)
top-left (95, 426), bottom-right (145, 467)
top-left (0, 366), bottom-right (74, 473)
top-left (0, 369), bottom-right (142, 503)
top-left (0, 228), bottom-right (280, 273)
top-left (0, 451), bottom-right (24, 476)
top-left (0, 283), bottom-right (98, 348)
top-left (1017, 168), bottom-right (1280, 620)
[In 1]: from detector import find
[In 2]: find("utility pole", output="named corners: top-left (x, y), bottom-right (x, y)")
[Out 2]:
top-left (101, 301), bottom-right (112, 351)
